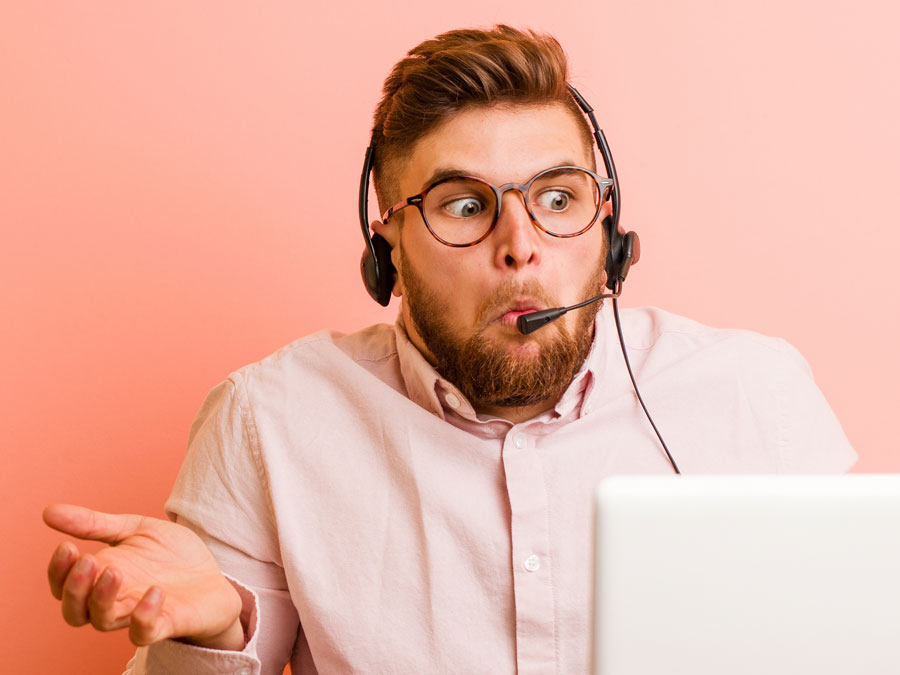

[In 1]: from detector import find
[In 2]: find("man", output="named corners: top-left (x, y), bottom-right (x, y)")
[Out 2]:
top-left (44, 25), bottom-right (856, 674)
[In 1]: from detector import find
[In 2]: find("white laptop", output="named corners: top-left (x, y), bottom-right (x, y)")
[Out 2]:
top-left (593, 475), bottom-right (900, 675)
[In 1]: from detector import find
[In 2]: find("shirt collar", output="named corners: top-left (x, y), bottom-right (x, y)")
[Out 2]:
top-left (394, 316), bottom-right (461, 420)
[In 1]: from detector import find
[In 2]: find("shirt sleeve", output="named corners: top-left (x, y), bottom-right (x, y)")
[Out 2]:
top-left (124, 377), bottom-right (302, 675)
top-left (770, 339), bottom-right (858, 473)
top-left (123, 574), bottom-right (264, 675)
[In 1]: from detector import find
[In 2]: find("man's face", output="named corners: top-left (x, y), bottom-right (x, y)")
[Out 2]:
top-left (379, 103), bottom-right (610, 416)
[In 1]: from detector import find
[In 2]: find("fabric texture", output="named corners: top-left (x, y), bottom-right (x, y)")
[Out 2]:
top-left (125, 306), bottom-right (856, 675)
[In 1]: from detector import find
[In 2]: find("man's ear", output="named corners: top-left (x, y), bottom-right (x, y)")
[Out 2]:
top-left (371, 220), bottom-right (404, 298)
top-left (372, 218), bottom-right (398, 247)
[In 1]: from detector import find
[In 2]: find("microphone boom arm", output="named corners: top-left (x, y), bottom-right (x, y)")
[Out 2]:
top-left (516, 282), bottom-right (622, 335)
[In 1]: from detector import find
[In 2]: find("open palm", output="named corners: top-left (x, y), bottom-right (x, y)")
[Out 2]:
top-left (44, 504), bottom-right (242, 648)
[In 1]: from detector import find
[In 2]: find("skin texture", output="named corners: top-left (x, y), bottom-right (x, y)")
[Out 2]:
top-left (374, 103), bottom-right (610, 423)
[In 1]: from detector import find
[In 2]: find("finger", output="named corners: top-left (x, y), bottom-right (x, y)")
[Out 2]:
top-left (88, 566), bottom-right (129, 632)
top-left (61, 555), bottom-right (98, 626)
top-left (43, 504), bottom-right (144, 545)
top-left (48, 542), bottom-right (79, 600)
top-left (129, 586), bottom-right (167, 646)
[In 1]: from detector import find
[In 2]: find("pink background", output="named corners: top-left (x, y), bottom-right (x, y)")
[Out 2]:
top-left (3, 2), bottom-right (898, 672)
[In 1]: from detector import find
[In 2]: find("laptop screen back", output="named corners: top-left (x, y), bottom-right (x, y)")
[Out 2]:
top-left (593, 475), bottom-right (900, 675)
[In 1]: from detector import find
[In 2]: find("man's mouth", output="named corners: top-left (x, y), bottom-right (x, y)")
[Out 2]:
top-left (493, 301), bottom-right (544, 329)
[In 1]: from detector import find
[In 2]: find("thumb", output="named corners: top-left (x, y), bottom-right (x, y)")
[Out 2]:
top-left (43, 504), bottom-right (145, 544)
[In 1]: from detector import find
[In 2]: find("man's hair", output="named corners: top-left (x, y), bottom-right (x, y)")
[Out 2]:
top-left (371, 25), bottom-right (595, 214)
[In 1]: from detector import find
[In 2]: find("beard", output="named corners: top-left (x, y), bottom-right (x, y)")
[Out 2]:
top-left (401, 252), bottom-right (604, 410)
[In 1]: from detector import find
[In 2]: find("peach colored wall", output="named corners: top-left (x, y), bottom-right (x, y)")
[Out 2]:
top-left (4, 2), bottom-right (898, 672)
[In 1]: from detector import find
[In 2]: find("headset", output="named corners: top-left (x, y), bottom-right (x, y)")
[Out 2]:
top-left (356, 85), bottom-right (680, 474)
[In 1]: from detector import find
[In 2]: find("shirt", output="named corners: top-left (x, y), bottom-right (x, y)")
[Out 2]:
top-left (126, 306), bottom-right (856, 675)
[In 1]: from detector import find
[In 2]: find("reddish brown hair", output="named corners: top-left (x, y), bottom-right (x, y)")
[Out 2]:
top-left (371, 25), bottom-right (594, 212)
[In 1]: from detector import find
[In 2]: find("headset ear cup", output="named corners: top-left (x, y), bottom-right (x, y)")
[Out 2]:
top-left (618, 231), bottom-right (639, 282)
top-left (603, 216), bottom-right (640, 292)
top-left (360, 233), bottom-right (395, 307)
top-left (603, 216), bottom-right (622, 291)
top-left (373, 233), bottom-right (396, 303)
top-left (360, 247), bottom-right (378, 304)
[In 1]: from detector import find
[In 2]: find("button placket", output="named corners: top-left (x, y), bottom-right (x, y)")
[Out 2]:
top-left (501, 427), bottom-right (557, 671)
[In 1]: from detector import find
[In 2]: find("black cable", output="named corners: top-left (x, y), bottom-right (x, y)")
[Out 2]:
top-left (612, 297), bottom-right (681, 474)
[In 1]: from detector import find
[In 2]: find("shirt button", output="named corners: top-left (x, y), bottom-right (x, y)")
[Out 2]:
top-left (583, 401), bottom-right (593, 415)
top-left (524, 554), bottom-right (541, 572)
top-left (234, 669), bottom-right (251, 675)
top-left (513, 433), bottom-right (527, 449)
top-left (445, 392), bottom-right (461, 409)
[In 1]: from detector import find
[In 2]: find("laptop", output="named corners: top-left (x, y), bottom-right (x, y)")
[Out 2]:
top-left (593, 475), bottom-right (900, 675)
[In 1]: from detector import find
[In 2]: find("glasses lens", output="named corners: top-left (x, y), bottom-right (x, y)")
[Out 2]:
top-left (422, 178), bottom-right (496, 245)
top-left (529, 168), bottom-right (601, 236)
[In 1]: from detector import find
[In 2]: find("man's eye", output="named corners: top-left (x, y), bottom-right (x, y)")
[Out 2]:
top-left (443, 198), bottom-right (485, 218)
top-left (536, 190), bottom-right (571, 212)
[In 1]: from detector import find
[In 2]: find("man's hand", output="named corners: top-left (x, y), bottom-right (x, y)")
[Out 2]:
top-left (43, 504), bottom-right (244, 650)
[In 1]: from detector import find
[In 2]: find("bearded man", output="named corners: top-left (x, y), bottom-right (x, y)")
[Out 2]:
top-left (44, 25), bottom-right (855, 674)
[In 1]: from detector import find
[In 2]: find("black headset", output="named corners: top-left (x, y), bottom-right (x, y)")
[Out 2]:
top-left (357, 85), bottom-right (640, 306)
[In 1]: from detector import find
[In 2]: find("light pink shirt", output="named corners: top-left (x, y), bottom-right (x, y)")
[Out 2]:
top-left (127, 306), bottom-right (856, 674)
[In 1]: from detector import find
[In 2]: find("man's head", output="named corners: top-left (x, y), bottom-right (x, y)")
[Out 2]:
top-left (370, 26), bottom-right (610, 420)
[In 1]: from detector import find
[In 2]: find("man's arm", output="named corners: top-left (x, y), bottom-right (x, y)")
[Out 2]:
top-left (45, 374), bottom-right (303, 674)
top-left (136, 373), bottom-right (304, 673)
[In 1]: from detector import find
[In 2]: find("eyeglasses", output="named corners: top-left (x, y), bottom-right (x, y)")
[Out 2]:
top-left (381, 166), bottom-right (614, 247)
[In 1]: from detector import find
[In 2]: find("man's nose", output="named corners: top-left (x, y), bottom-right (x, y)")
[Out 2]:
top-left (493, 190), bottom-right (542, 270)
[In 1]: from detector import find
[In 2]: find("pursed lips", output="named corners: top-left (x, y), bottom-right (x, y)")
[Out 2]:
top-left (490, 300), bottom-right (544, 328)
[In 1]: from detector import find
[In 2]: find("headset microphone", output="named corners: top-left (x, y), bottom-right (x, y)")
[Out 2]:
top-left (517, 295), bottom-right (604, 335)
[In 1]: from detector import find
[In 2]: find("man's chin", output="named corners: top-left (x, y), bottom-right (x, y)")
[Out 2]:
top-left (480, 334), bottom-right (544, 361)
top-left (506, 341), bottom-right (542, 359)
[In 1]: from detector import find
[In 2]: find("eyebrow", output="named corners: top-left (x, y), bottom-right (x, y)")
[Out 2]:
top-left (419, 167), bottom-right (469, 192)
top-left (419, 160), bottom-right (583, 192)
